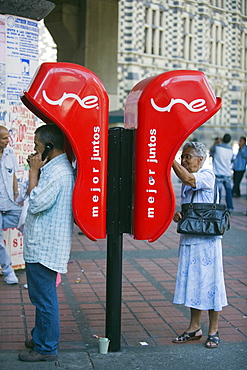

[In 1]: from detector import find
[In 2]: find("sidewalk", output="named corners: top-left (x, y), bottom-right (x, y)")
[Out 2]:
top-left (0, 174), bottom-right (247, 369)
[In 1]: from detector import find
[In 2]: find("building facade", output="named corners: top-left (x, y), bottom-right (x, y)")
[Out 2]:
top-left (117, 0), bottom-right (247, 144)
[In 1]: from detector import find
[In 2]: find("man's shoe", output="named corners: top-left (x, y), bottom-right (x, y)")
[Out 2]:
top-left (18, 350), bottom-right (58, 362)
top-left (25, 338), bottom-right (35, 349)
top-left (4, 271), bottom-right (18, 284)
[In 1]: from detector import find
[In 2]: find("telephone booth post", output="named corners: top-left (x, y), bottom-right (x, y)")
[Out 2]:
top-left (106, 128), bottom-right (134, 352)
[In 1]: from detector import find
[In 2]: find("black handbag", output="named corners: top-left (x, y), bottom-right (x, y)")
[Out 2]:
top-left (177, 184), bottom-right (230, 236)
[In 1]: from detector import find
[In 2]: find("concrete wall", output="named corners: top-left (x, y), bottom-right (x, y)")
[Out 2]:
top-left (45, 0), bottom-right (119, 110)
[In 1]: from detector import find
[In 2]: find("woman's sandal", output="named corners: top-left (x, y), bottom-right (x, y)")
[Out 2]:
top-left (172, 328), bottom-right (202, 343)
top-left (205, 332), bottom-right (220, 348)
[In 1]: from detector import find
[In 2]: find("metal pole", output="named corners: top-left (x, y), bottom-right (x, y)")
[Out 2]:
top-left (105, 128), bottom-right (134, 351)
top-left (105, 233), bottom-right (123, 351)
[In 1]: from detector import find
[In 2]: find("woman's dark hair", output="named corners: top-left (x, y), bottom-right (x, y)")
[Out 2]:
top-left (35, 124), bottom-right (64, 150)
top-left (222, 133), bottom-right (231, 143)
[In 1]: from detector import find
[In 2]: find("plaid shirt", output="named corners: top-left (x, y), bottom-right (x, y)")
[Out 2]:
top-left (24, 154), bottom-right (75, 273)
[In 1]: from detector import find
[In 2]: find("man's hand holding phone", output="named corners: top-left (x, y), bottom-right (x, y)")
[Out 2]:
top-left (27, 142), bottom-right (53, 169)
top-left (27, 152), bottom-right (46, 171)
top-left (27, 142), bottom-right (53, 195)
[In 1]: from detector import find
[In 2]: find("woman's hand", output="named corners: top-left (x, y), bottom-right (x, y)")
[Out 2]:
top-left (173, 211), bottom-right (182, 223)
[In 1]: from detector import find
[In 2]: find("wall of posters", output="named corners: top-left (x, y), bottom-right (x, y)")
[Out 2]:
top-left (0, 14), bottom-right (40, 270)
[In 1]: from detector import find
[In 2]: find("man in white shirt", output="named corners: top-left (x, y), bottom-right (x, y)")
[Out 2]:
top-left (210, 133), bottom-right (234, 211)
top-left (0, 126), bottom-right (21, 284)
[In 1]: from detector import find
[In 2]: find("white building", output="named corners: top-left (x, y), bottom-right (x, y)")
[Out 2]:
top-left (117, 0), bottom-right (247, 144)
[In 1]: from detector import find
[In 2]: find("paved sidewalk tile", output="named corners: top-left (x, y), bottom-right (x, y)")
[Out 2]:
top-left (0, 177), bottom-right (246, 351)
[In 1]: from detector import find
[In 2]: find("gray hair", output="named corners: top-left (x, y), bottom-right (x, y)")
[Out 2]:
top-left (183, 141), bottom-right (207, 167)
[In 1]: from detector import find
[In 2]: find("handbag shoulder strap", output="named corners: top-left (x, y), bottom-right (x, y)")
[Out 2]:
top-left (190, 180), bottom-right (217, 204)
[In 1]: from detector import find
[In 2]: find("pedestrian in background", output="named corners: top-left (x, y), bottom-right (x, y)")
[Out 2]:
top-left (0, 125), bottom-right (21, 284)
top-left (210, 133), bottom-right (234, 211)
top-left (18, 124), bottom-right (74, 362)
top-left (232, 136), bottom-right (247, 198)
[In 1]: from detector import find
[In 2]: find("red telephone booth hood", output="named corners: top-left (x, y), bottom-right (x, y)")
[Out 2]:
top-left (21, 62), bottom-right (109, 241)
top-left (125, 70), bottom-right (222, 242)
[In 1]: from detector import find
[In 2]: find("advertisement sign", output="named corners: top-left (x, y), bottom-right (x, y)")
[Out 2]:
top-left (125, 70), bottom-right (222, 242)
top-left (5, 15), bottom-right (39, 101)
top-left (3, 228), bottom-right (25, 269)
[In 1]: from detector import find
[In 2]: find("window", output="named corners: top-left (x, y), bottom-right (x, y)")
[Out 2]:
top-left (209, 0), bottom-right (224, 8)
top-left (242, 0), bottom-right (247, 16)
top-left (240, 31), bottom-right (247, 71)
top-left (144, 6), bottom-right (165, 56)
top-left (242, 90), bottom-right (247, 126)
top-left (210, 22), bottom-right (225, 65)
top-left (211, 87), bottom-right (224, 126)
top-left (183, 16), bottom-right (194, 60)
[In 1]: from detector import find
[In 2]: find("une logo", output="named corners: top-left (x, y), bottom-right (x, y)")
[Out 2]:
top-left (150, 97), bottom-right (207, 113)
top-left (42, 90), bottom-right (99, 109)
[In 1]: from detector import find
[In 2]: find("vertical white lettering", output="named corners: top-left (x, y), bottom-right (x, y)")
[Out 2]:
top-left (92, 207), bottom-right (99, 217)
top-left (148, 208), bottom-right (155, 218)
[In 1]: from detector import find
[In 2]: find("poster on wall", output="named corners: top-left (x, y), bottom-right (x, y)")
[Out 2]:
top-left (6, 15), bottom-right (39, 101)
top-left (0, 14), bottom-right (40, 271)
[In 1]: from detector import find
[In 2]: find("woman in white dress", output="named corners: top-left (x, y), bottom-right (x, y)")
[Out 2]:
top-left (172, 142), bottom-right (228, 348)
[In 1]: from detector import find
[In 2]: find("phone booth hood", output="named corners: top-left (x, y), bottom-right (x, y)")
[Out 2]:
top-left (125, 70), bottom-right (222, 241)
top-left (21, 62), bottom-right (109, 241)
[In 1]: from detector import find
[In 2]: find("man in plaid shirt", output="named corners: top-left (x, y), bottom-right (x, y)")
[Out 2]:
top-left (19, 124), bottom-right (74, 362)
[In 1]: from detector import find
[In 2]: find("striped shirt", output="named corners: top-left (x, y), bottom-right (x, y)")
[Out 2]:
top-left (24, 153), bottom-right (74, 273)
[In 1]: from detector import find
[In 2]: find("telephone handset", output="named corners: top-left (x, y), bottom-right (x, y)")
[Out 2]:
top-left (42, 142), bottom-right (54, 161)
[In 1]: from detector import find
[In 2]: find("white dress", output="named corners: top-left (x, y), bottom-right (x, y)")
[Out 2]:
top-left (173, 168), bottom-right (228, 311)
